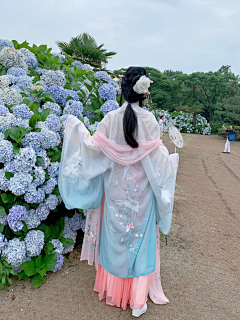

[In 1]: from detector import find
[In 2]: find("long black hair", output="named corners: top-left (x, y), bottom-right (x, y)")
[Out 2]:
top-left (120, 67), bottom-right (149, 148)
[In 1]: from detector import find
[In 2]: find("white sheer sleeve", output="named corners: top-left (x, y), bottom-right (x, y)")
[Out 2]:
top-left (58, 115), bottom-right (110, 210)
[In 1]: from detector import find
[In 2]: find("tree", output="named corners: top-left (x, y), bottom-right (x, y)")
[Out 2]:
top-left (180, 66), bottom-right (237, 121)
top-left (56, 33), bottom-right (116, 69)
top-left (215, 81), bottom-right (240, 125)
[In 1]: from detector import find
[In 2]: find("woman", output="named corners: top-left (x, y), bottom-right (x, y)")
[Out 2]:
top-left (222, 124), bottom-right (235, 154)
top-left (59, 67), bottom-right (179, 317)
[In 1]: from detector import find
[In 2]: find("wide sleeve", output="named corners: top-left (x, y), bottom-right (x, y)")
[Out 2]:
top-left (142, 147), bottom-right (179, 235)
top-left (58, 115), bottom-right (110, 210)
top-left (140, 113), bottom-right (179, 235)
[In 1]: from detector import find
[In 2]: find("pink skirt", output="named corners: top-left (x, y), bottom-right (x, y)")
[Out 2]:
top-left (94, 263), bottom-right (153, 310)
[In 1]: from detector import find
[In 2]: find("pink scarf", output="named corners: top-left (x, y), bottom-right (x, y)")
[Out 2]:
top-left (91, 132), bottom-right (164, 165)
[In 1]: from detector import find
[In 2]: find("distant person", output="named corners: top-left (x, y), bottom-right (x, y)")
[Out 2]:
top-left (159, 115), bottom-right (165, 136)
top-left (222, 124), bottom-right (235, 154)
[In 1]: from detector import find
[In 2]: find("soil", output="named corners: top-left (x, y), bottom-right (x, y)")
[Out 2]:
top-left (0, 134), bottom-right (240, 320)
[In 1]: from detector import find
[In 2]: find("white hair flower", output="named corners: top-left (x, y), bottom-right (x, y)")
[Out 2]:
top-left (133, 75), bottom-right (150, 94)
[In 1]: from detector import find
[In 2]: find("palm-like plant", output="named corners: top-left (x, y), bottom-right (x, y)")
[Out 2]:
top-left (56, 33), bottom-right (116, 70)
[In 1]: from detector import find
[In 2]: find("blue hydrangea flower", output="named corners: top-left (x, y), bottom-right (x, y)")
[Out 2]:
top-left (59, 114), bottom-right (69, 122)
top-left (0, 87), bottom-right (22, 106)
top-left (51, 253), bottom-right (64, 272)
top-left (36, 203), bottom-right (50, 221)
top-left (40, 128), bottom-right (61, 149)
top-left (63, 100), bottom-right (83, 118)
top-left (0, 140), bottom-right (13, 163)
top-left (52, 53), bottom-right (66, 61)
top-left (62, 216), bottom-right (77, 254)
top-left (42, 102), bottom-right (62, 116)
top-left (69, 213), bottom-right (86, 231)
top-left (42, 178), bottom-right (57, 195)
top-left (15, 148), bottom-right (36, 172)
top-left (0, 169), bottom-right (10, 191)
top-left (24, 185), bottom-right (45, 204)
top-left (7, 67), bottom-right (26, 77)
top-left (0, 233), bottom-right (7, 250)
top-left (98, 83), bottom-right (116, 101)
top-left (25, 230), bottom-right (44, 257)
top-left (35, 148), bottom-right (50, 169)
top-left (47, 162), bottom-right (60, 178)
top-left (8, 172), bottom-right (33, 196)
top-left (0, 211), bottom-right (7, 226)
top-left (47, 85), bottom-right (66, 105)
top-left (32, 166), bottom-right (45, 186)
top-left (88, 121), bottom-right (99, 134)
top-left (41, 70), bottom-right (66, 87)
top-left (22, 132), bottom-right (42, 150)
top-left (4, 238), bottom-right (26, 269)
top-left (94, 71), bottom-right (111, 83)
top-left (0, 105), bottom-right (9, 116)
top-left (45, 114), bottom-right (61, 132)
top-left (24, 209), bottom-right (41, 229)
top-left (0, 39), bottom-right (14, 50)
top-left (35, 67), bottom-right (48, 76)
top-left (64, 89), bottom-right (79, 103)
top-left (15, 75), bottom-right (33, 89)
top-left (0, 75), bottom-right (11, 89)
top-left (101, 100), bottom-right (119, 116)
top-left (84, 111), bottom-right (94, 119)
top-left (12, 104), bottom-right (33, 119)
top-left (0, 47), bottom-right (28, 70)
top-left (7, 205), bottom-right (28, 232)
top-left (45, 194), bottom-right (58, 210)
top-left (51, 239), bottom-right (64, 254)
top-left (72, 61), bottom-right (84, 69)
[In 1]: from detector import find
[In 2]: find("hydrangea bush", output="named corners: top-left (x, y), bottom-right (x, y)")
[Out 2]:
top-left (145, 107), bottom-right (211, 135)
top-left (0, 39), bottom-right (120, 289)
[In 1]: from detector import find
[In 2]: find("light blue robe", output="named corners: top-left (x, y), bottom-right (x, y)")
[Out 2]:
top-left (59, 104), bottom-right (179, 278)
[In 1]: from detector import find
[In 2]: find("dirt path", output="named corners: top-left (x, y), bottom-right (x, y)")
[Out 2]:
top-left (1, 134), bottom-right (240, 320)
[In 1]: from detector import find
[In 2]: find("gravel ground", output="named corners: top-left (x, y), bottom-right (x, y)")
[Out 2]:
top-left (0, 133), bottom-right (240, 320)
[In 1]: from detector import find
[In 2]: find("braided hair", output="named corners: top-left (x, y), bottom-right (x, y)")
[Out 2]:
top-left (120, 67), bottom-right (149, 148)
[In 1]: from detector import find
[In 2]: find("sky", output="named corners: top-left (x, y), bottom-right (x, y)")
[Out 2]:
top-left (1, 0), bottom-right (240, 74)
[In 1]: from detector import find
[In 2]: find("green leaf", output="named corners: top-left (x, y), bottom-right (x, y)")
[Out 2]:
top-left (4, 128), bottom-right (10, 140)
top-left (1, 193), bottom-right (8, 204)
top-left (43, 253), bottom-right (57, 272)
top-left (36, 156), bottom-right (44, 164)
top-left (35, 255), bottom-right (42, 269)
top-left (51, 151), bottom-right (61, 162)
top-left (18, 271), bottom-right (30, 281)
top-left (7, 278), bottom-right (14, 285)
top-left (53, 187), bottom-right (60, 196)
top-left (9, 127), bottom-right (21, 142)
top-left (22, 221), bottom-right (28, 233)
top-left (0, 206), bottom-right (5, 215)
top-left (35, 128), bottom-right (42, 133)
top-left (0, 224), bottom-right (5, 233)
top-left (13, 146), bottom-right (20, 153)
top-left (50, 225), bottom-right (60, 238)
top-left (89, 117), bottom-right (96, 125)
top-left (5, 172), bottom-right (14, 180)
top-left (37, 265), bottom-right (47, 277)
top-left (29, 114), bottom-right (37, 128)
top-left (60, 237), bottom-right (74, 247)
top-left (20, 260), bottom-right (36, 277)
top-left (31, 274), bottom-right (46, 289)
